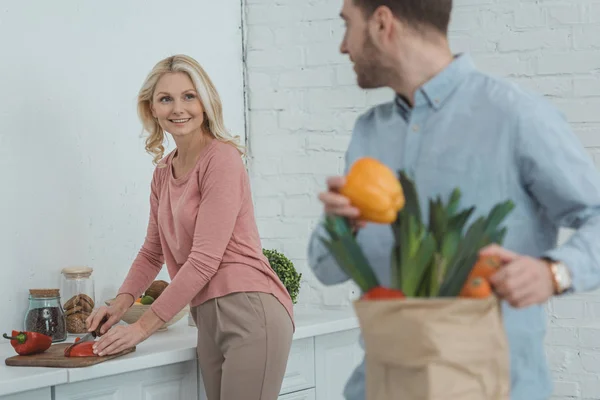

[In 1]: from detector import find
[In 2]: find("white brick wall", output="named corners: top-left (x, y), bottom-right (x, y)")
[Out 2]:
top-left (243, 1), bottom-right (600, 398)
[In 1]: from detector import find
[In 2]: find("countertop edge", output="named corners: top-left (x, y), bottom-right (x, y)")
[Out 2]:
top-left (66, 346), bottom-right (199, 383)
top-left (293, 317), bottom-right (360, 340)
top-left (1, 307), bottom-right (360, 395)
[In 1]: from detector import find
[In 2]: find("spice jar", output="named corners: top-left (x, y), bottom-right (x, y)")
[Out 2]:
top-left (60, 266), bottom-right (95, 335)
top-left (24, 289), bottom-right (67, 342)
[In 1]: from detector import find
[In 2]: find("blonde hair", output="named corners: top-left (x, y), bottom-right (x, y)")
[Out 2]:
top-left (137, 54), bottom-right (245, 165)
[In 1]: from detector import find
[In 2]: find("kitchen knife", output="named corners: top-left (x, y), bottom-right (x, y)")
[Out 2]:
top-left (64, 315), bottom-right (108, 356)
top-left (81, 315), bottom-right (109, 341)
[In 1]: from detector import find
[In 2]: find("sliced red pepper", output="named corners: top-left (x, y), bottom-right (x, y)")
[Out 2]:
top-left (64, 341), bottom-right (97, 357)
top-left (3, 330), bottom-right (52, 356)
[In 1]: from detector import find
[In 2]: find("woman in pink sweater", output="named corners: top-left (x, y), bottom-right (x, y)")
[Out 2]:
top-left (86, 54), bottom-right (295, 400)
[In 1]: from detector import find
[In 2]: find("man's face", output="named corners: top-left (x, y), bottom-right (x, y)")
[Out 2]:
top-left (339, 0), bottom-right (393, 89)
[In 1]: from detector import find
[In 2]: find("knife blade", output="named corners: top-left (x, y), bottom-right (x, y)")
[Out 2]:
top-left (77, 331), bottom-right (96, 343)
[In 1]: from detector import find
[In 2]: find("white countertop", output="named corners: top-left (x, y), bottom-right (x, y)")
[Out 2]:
top-left (0, 306), bottom-right (359, 396)
top-left (0, 345), bottom-right (68, 396)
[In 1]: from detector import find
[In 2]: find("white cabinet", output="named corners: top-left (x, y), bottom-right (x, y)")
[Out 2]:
top-left (1, 388), bottom-right (51, 400)
top-left (1, 324), bottom-right (362, 400)
top-left (315, 329), bottom-right (364, 400)
top-left (201, 329), bottom-right (361, 400)
top-left (280, 337), bottom-right (316, 395)
top-left (54, 361), bottom-right (197, 400)
top-left (281, 328), bottom-right (362, 400)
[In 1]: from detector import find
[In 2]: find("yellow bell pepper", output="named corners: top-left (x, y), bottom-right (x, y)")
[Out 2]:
top-left (340, 157), bottom-right (405, 224)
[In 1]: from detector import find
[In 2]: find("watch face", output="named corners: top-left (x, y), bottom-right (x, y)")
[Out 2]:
top-left (555, 263), bottom-right (573, 292)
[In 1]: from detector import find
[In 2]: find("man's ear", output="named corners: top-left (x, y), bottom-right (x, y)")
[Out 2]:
top-left (369, 5), bottom-right (396, 47)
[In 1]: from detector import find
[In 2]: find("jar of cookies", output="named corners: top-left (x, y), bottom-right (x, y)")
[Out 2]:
top-left (60, 266), bottom-right (95, 335)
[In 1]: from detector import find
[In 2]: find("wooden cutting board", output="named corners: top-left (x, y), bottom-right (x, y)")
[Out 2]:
top-left (4, 343), bottom-right (136, 368)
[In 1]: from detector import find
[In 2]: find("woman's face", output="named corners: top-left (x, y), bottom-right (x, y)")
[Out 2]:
top-left (151, 72), bottom-right (205, 138)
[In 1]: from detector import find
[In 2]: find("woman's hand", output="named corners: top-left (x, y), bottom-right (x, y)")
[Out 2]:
top-left (92, 323), bottom-right (148, 356)
top-left (93, 308), bottom-right (166, 356)
top-left (86, 294), bottom-right (134, 335)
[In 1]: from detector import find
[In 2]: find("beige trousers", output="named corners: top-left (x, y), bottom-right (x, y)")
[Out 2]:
top-left (191, 292), bottom-right (293, 400)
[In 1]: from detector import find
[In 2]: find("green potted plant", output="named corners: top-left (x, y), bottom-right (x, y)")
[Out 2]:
top-left (263, 249), bottom-right (302, 304)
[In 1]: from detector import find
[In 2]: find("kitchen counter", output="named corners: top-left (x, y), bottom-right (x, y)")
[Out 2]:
top-left (0, 347), bottom-right (67, 397)
top-left (0, 306), bottom-right (359, 397)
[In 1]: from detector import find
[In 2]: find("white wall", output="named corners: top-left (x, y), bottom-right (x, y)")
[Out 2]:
top-left (244, 0), bottom-right (600, 399)
top-left (1, 1), bottom-right (245, 335)
top-left (244, 0), bottom-right (388, 306)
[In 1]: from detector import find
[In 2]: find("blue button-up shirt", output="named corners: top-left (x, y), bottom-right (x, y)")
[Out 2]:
top-left (307, 53), bottom-right (600, 400)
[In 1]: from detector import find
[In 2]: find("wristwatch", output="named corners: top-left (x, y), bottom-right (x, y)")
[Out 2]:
top-left (544, 258), bottom-right (573, 295)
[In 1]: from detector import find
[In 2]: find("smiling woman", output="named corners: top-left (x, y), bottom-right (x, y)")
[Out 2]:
top-left (136, 55), bottom-right (245, 166)
top-left (85, 54), bottom-right (295, 400)
top-left (153, 79), bottom-right (205, 136)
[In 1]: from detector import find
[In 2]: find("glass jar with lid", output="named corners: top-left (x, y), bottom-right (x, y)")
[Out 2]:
top-left (24, 289), bottom-right (67, 342)
top-left (60, 266), bottom-right (95, 335)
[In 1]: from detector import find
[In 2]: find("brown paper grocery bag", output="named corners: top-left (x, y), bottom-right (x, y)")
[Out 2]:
top-left (353, 296), bottom-right (510, 400)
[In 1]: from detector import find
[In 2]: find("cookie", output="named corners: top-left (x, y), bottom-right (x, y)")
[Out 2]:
top-left (64, 294), bottom-right (95, 311)
top-left (66, 313), bottom-right (88, 334)
top-left (65, 305), bottom-right (83, 317)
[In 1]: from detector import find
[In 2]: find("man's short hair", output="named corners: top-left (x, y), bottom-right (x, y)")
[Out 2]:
top-left (353, 0), bottom-right (453, 34)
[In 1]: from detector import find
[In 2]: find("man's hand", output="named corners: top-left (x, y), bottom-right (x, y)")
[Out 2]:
top-left (318, 176), bottom-right (366, 231)
top-left (481, 244), bottom-right (555, 308)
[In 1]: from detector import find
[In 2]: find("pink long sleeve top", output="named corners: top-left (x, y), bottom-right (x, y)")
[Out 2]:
top-left (118, 139), bottom-right (294, 327)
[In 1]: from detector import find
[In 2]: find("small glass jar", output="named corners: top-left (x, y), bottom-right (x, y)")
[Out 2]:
top-left (24, 289), bottom-right (67, 342)
top-left (60, 266), bottom-right (95, 335)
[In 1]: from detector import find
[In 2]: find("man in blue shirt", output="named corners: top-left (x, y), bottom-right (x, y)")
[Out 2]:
top-left (307, 0), bottom-right (600, 399)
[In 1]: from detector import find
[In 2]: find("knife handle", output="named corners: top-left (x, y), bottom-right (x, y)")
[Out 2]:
top-left (93, 315), bottom-right (109, 338)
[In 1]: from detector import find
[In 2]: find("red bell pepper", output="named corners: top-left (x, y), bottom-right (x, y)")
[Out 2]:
top-left (64, 341), bottom-right (97, 357)
top-left (361, 286), bottom-right (406, 300)
top-left (3, 330), bottom-right (52, 355)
